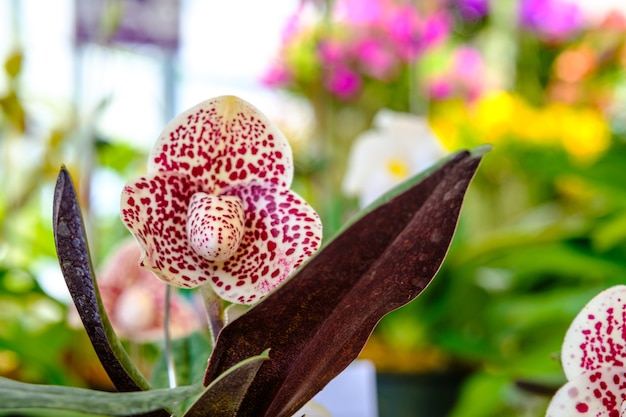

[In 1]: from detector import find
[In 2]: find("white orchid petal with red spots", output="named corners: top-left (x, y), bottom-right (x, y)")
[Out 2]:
top-left (121, 172), bottom-right (213, 288)
top-left (209, 182), bottom-right (322, 304)
top-left (562, 285), bottom-right (626, 380)
top-left (121, 96), bottom-right (323, 304)
top-left (148, 95), bottom-right (294, 190)
top-left (545, 366), bottom-right (626, 417)
top-left (187, 193), bottom-right (245, 262)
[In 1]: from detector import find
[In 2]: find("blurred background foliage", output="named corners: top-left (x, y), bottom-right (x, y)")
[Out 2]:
top-left (2, 0), bottom-right (626, 416)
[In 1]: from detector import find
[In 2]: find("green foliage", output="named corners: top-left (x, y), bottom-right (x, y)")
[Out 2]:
top-left (0, 377), bottom-right (203, 415)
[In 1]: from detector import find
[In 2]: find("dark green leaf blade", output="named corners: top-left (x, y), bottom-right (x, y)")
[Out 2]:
top-left (204, 149), bottom-right (486, 417)
top-left (0, 377), bottom-right (202, 415)
top-left (183, 350), bottom-right (270, 417)
top-left (53, 167), bottom-right (169, 416)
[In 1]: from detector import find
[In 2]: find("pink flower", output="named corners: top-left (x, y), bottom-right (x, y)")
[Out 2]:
top-left (546, 285), bottom-right (626, 416)
top-left (520, 0), bottom-right (584, 41)
top-left (352, 37), bottom-right (399, 80)
top-left (427, 79), bottom-right (454, 100)
top-left (386, 4), bottom-right (423, 60)
top-left (334, 0), bottom-right (386, 24)
top-left (74, 239), bottom-right (202, 342)
top-left (261, 62), bottom-right (293, 88)
top-left (453, 0), bottom-right (489, 21)
top-left (121, 96), bottom-right (323, 304)
top-left (452, 46), bottom-right (488, 100)
top-left (385, 7), bottom-right (450, 60)
top-left (323, 66), bottom-right (362, 99)
top-left (421, 12), bottom-right (451, 49)
top-left (318, 40), bottom-right (347, 65)
top-left (426, 46), bottom-right (487, 101)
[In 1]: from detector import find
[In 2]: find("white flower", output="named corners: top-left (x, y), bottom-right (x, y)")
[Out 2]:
top-left (545, 285), bottom-right (626, 416)
top-left (342, 109), bottom-right (447, 208)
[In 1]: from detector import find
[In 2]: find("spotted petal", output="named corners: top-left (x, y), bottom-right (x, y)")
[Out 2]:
top-left (122, 174), bottom-right (322, 303)
top-left (210, 182), bottom-right (323, 304)
top-left (187, 193), bottom-right (245, 262)
top-left (148, 95), bottom-right (294, 191)
top-left (562, 285), bottom-right (626, 380)
top-left (121, 171), bottom-right (213, 288)
top-left (545, 366), bottom-right (626, 417)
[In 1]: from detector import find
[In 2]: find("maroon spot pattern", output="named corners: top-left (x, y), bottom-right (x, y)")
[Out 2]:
top-left (545, 286), bottom-right (626, 415)
top-left (213, 182), bottom-right (322, 303)
top-left (121, 96), bottom-right (322, 304)
top-left (148, 95), bottom-right (293, 191)
top-left (546, 366), bottom-right (626, 416)
top-left (562, 286), bottom-right (626, 380)
top-left (121, 172), bottom-right (209, 289)
top-left (187, 193), bottom-right (245, 262)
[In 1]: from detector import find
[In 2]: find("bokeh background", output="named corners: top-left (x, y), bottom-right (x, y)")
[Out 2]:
top-left (1, 0), bottom-right (626, 416)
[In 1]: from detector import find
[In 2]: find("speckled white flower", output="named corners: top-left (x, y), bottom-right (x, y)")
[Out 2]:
top-left (342, 109), bottom-right (447, 207)
top-left (121, 96), bottom-right (323, 304)
top-left (546, 285), bottom-right (626, 416)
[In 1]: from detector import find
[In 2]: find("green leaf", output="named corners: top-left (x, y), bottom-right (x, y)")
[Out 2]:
top-left (52, 167), bottom-right (170, 416)
top-left (204, 148), bottom-right (486, 417)
top-left (0, 377), bottom-right (202, 415)
top-left (151, 332), bottom-right (213, 389)
top-left (183, 349), bottom-right (270, 417)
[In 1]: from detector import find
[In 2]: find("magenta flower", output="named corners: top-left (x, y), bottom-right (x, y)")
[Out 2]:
top-left (384, 6), bottom-right (451, 60)
top-left (260, 62), bottom-right (293, 88)
top-left (546, 285), bottom-right (626, 416)
top-left (318, 39), bottom-right (347, 65)
top-left (353, 37), bottom-right (398, 80)
top-left (421, 11), bottom-right (451, 50)
top-left (520, 0), bottom-right (584, 41)
top-left (121, 96), bottom-right (323, 304)
top-left (427, 79), bottom-right (454, 100)
top-left (323, 66), bottom-right (363, 99)
top-left (334, 0), bottom-right (385, 24)
top-left (453, 0), bottom-right (489, 21)
top-left (426, 46), bottom-right (487, 102)
top-left (386, 4), bottom-right (423, 60)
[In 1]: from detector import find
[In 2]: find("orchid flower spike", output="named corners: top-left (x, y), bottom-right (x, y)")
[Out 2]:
top-left (546, 285), bottom-right (626, 416)
top-left (121, 96), bottom-right (323, 304)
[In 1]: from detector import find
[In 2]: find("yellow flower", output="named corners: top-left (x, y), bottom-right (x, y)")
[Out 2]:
top-left (429, 100), bottom-right (469, 150)
top-left (472, 90), bottom-right (517, 143)
top-left (558, 106), bottom-right (610, 162)
top-left (431, 91), bottom-right (611, 162)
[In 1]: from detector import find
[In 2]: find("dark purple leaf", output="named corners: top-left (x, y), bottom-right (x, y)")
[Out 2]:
top-left (203, 149), bottom-right (486, 417)
top-left (53, 167), bottom-right (169, 417)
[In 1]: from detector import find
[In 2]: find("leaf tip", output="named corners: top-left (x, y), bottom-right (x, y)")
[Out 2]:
top-left (471, 144), bottom-right (493, 157)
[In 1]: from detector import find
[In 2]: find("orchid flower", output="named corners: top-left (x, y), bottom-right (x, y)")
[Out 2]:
top-left (121, 96), bottom-right (323, 304)
top-left (67, 239), bottom-right (202, 342)
top-left (342, 109), bottom-right (447, 207)
top-left (546, 285), bottom-right (626, 416)
top-left (99, 239), bottom-right (202, 342)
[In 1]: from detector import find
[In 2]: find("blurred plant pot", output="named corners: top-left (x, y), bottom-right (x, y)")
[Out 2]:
top-left (376, 370), bottom-right (469, 417)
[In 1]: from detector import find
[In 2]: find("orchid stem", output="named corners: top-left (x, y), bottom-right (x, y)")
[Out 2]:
top-left (200, 284), bottom-right (224, 346)
top-left (164, 284), bottom-right (177, 388)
